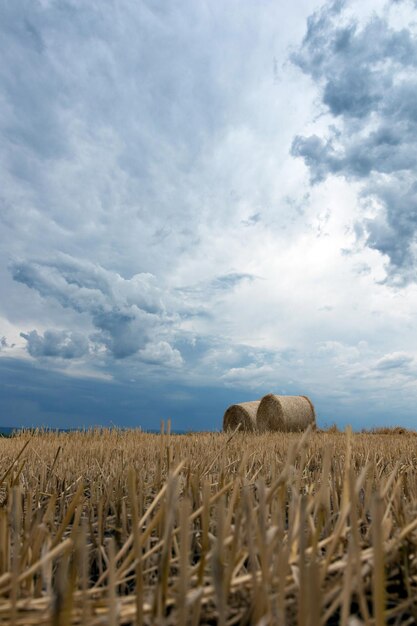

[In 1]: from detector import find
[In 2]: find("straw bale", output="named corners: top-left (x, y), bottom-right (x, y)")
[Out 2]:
top-left (223, 401), bottom-right (260, 432)
top-left (257, 394), bottom-right (316, 432)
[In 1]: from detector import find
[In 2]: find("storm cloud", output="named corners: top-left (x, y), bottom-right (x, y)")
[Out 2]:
top-left (12, 255), bottom-right (180, 362)
top-left (2, 1), bottom-right (417, 429)
top-left (291, 0), bottom-right (417, 283)
top-left (20, 329), bottom-right (89, 359)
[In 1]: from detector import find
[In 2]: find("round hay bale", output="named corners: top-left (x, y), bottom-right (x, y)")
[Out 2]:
top-left (257, 394), bottom-right (316, 433)
top-left (223, 401), bottom-right (260, 433)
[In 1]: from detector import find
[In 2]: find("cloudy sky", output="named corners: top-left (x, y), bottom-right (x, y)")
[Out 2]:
top-left (1, 0), bottom-right (417, 431)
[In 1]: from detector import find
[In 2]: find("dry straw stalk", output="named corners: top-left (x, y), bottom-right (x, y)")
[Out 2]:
top-left (0, 426), bottom-right (416, 624)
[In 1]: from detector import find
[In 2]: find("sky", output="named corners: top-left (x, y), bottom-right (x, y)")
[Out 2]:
top-left (1, 0), bottom-right (417, 431)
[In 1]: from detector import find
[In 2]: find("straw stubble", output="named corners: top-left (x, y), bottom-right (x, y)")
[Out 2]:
top-left (0, 427), bottom-right (416, 624)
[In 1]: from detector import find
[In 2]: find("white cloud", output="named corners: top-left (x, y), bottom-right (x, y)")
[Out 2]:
top-left (2, 0), bottom-right (417, 426)
top-left (291, 0), bottom-right (417, 283)
top-left (138, 341), bottom-right (183, 368)
top-left (375, 351), bottom-right (414, 370)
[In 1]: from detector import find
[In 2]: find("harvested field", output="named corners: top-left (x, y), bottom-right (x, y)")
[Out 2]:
top-left (0, 426), bottom-right (417, 624)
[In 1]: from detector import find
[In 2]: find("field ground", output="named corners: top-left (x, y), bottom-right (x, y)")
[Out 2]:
top-left (0, 427), bottom-right (417, 625)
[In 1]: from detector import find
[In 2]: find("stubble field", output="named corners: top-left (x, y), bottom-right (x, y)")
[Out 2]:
top-left (0, 426), bottom-right (417, 625)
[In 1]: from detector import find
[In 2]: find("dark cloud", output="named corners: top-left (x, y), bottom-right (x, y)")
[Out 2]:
top-left (0, 357), bottom-right (261, 431)
top-left (292, 2), bottom-right (417, 283)
top-left (11, 255), bottom-right (180, 362)
top-left (20, 329), bottom-right (89, 359)
top-left (3, 0), bottom-right (417, 431)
